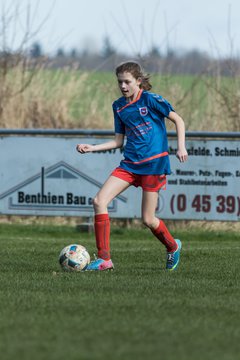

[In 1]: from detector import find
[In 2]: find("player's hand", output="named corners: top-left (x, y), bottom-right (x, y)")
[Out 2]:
top-left (76, 144), bottom-right (94, 153)
top-left (176, 148), bottom-right (188, 162)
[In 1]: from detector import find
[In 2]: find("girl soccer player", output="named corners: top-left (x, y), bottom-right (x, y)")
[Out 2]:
top-left (76, 61), bottom-right (188, 271)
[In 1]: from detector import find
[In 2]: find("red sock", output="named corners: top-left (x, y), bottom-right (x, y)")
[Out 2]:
top-left (94, 214), bottom-right (110, 260)
top-left (151, 220), bottom-right (177, 252)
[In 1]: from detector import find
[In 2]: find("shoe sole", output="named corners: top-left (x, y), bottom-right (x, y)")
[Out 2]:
top-left (85, 267), bottom-right (114, 272)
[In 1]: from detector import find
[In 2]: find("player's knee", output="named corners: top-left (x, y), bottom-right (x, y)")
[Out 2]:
top-left (93, 195), bottom-right (107, 211)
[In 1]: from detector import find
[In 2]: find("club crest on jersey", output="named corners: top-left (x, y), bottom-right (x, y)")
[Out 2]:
top-left (139, 107), bottom-right (148, 116)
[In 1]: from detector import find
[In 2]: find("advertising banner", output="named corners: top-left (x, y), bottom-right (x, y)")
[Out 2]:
top-left (0, 136), bottom-right (239, 220)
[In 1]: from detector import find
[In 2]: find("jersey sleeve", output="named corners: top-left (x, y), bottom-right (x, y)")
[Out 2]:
top-left (112, 103), bottom-right (125, 134)
top-left (148, 93), bottom-right (175, 118)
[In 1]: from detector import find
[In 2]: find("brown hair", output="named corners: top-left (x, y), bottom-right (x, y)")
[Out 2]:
top-left (115, 61), bottom-right (152, 91)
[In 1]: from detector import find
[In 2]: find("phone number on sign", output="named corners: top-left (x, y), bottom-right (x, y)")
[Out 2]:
top-left (170, 194), bottom-right (240, 216)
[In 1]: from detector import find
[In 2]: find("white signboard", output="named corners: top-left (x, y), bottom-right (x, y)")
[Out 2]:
top-left (0, 136), bottom-right (239, 221)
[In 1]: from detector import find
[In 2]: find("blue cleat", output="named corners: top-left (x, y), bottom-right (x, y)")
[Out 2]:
top-left (166, 239), bottom-right (182, 271)
top-left (86, 258), bottom-right (114, 271)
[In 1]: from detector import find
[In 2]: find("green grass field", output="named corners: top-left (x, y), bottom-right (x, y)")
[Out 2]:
top-left (0, 223), bottom-right (239, 360)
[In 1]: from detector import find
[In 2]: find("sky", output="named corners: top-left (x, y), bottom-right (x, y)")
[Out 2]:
top-left (1, 0), bottom-right (240, 57)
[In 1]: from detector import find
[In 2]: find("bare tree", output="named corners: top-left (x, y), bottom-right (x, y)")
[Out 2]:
top-left (0, 1), bottom-right (55, 125)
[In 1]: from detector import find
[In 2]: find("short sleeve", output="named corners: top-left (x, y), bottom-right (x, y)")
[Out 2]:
top-left (112, 103), bottom-right (125, 134)
top-left (148, 93), bottom-right (174, 118)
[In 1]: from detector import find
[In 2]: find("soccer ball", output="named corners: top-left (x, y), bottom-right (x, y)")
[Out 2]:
top-left (59, 244), bottom-right (90, 272)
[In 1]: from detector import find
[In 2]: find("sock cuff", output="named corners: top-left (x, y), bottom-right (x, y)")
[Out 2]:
top-left (95, 213), bottom-right (109, 222)
top-left (151, 219), bottom-right (163, 235)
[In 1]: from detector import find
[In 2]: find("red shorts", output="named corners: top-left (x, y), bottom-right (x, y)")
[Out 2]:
top-left (111, 167), bottom-right (167, 192)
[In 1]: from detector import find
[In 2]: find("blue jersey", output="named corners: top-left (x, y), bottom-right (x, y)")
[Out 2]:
top-left (112, 89), bottom-right (173, 175)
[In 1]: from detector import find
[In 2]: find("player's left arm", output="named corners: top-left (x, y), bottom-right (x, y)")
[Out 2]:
top-left (167, 111), bottom-right (188, 163)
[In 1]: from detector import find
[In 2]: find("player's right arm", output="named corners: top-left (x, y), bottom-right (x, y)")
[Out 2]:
top-left (76, 133), bottom-right (124, 154)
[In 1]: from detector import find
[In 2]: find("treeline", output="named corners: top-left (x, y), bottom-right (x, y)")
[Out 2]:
top-left (27, 39), bottom-right (240, 76)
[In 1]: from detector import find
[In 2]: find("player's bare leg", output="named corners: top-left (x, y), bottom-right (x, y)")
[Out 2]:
top-left (86, 176), bottom-right (131, 271)
top-left (141, 191), bottom-right (159, 230)
top-left (141, 190), bottom-right (181, 270)
top-left (93, 175), bottom-right (131, 214)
